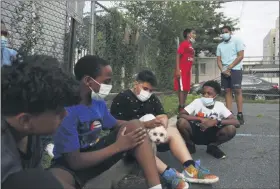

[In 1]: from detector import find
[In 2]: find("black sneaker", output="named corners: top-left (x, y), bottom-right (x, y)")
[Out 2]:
top-left (206, 145), bottom-right (226, 159)
top-left (187, 142), bottom-right (196, 154)
top-left (237, 113), bottom-right (245, 125)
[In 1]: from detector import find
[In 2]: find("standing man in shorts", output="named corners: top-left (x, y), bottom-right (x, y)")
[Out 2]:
top-left (174, 29), bottom-right (196, 112)
top-left (216, 26), bottom-right (245, 125)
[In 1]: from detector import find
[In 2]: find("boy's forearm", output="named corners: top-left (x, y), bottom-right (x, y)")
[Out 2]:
top-left (228, 51), bottom-right (244, 69)
top-left (217, 57), bottom-right (222, 71)
top-left (178, 113), bottom-right (202, 122)
top-left (221, 118), bottom-right (239, 126)
top-left (67, 143), bottom-right (121, 170)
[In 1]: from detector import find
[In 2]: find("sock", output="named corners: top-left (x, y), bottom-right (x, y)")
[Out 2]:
top-left (183, 160), bottom-right (195, 168)
top-left (161, 166), bottom-right (171, 175)
top-left (238, 112), bottom-right (242, 115)
top-left (149, 184), bottom-right (163, 189)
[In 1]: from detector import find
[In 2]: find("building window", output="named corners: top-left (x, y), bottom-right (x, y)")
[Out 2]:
top-left (200, 63), bottom-right (206, 74)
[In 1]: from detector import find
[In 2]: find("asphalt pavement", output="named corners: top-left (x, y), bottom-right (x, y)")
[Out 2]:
top-left (158, 103), bottom-right (279, 189)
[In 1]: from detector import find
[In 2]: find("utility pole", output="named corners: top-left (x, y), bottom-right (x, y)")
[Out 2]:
top-left (89, 0), bottom-right (96, 55)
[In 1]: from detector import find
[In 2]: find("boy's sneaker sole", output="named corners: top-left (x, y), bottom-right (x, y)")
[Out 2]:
top-left (180, 173), bottom-right (219, 184)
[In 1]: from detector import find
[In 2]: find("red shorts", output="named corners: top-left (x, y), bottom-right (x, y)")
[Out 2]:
top-left (174, 62), bottom-right (192, 91)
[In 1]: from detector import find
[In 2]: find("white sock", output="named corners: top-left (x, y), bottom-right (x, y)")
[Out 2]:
top-left (149, 184), bottom-right (162, 189)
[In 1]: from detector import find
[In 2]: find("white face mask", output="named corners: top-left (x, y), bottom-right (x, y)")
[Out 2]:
top-left (221, 33), bottom-right (231, 41)
top-left (200, 97), bottom-right (215, 107)
top-left (137, 89), bottom-right (152, 102)
top-left (89, 78), bottom-right (112, 100)
top-left (190, 37), bottom-right (195, 43)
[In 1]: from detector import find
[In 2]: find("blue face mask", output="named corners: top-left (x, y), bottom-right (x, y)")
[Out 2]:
top-left (201, 97), bottom-right (215, 107)
top-left (221, 33), bottom-right (230, 41)
top-left (1, 36), bottom-right (8, 48)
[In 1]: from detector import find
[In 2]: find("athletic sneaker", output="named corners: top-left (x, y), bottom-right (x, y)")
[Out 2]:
top-left (237, 113), bottom-right (245, 125)
top-left (182, 164), bottom-right (219, 184)
top-left (162, 168), bottom-right (189, 189)
top-left (206, 145), bottom-right (226, 159)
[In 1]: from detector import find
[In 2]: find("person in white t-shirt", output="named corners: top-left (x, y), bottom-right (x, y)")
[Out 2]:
top-left (177, 80), bottom-right (239, 159)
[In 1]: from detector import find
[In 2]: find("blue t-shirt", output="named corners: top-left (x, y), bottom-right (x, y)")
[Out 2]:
top-left (1, 48), bottom-right (17, 67)
top-left (53, 99), bottom-right (117, 159)
top-left (216, 37), bottom-right (245, 70)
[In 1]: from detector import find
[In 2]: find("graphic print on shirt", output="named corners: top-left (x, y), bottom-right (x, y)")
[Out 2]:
top-left (77, 119), bottom-right (102, 149)
top-left (195, 108), bottom-right (219, 120)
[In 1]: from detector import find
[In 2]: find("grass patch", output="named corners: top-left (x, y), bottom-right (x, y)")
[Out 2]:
top-left (41, 152), bottom-right (52, 169)
top-left (159, 94), bottom-right (279, 118)
top-left (160, 94), bottom-right (200, 117)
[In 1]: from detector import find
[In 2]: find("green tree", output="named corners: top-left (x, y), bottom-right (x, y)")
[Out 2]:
top-left (119, 1), bottom-right (238, 89)
top-left (75, 9), bottom-right (140, 91)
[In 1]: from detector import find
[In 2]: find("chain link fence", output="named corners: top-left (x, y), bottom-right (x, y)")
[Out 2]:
top-left (1, 0), bottom-right (85, 149)
top-left (1, 0), bottom-right (84, 72)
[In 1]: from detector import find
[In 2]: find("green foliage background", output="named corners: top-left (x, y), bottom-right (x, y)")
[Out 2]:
top-left (77, 1), bottom-right (238, 92)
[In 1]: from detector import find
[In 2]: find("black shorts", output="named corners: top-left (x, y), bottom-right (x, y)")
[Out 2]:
top-left (221, 70), bottom-right (243, 89)
top-left (50, 127), bottom-right (126, 188)
top-left (189, 121), bottom-right (222, 145)
top-left (157, 143), bottom-right (170, 152)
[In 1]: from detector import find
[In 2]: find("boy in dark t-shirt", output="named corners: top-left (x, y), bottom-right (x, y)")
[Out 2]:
top-left (1, 55), bottom-right (80, 189)
top-left (111, 70), bottom-right (219, 188)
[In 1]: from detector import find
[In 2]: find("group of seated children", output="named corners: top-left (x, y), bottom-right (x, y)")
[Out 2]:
top-left (2, 55), bottom-right (239, 189)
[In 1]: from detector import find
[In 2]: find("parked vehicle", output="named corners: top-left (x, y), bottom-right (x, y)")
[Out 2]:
top-left (190, 75), bottom-right (280, 100)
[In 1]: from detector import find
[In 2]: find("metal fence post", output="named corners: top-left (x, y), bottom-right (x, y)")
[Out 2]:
top-left (67, 18), bottom-right (77, 73)
top-left (89, 1), bottom-right (96, 55)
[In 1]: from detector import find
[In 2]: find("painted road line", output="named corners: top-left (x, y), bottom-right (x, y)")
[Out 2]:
top-left (236, 133), bottom-right (279, 138)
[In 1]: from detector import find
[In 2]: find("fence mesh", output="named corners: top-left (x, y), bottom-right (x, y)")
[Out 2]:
top-left (1, 0), bottom-right (84, 72)
top-left (1, 1), bottom-right (279, 101)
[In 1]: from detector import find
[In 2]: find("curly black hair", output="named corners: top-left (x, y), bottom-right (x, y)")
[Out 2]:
top-left (202, 80), bottom-right (221, 95)
top-left (221, 26), bottom-right (232, 32)
top-left (136, 70), bottom-right (157, 87)
top-left (1, 55), bottom-right (80, 116)
top-left (74, 55), bottom-right (109, 81)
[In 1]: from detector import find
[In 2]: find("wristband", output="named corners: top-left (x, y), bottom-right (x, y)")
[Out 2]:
top-left (216, 119), bottom-right (223, 128)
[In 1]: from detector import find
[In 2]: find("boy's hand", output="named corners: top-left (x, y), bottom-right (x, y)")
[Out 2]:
top-left (144, 119), bottom-right (162, 128)
top-left (199, 119), bottom-right (217, 131)
top-left (222, 70), bottom-right (231, 77)
top-left (115, 127), bottom-right (146, 152)
top-left (174, 68), bottom-right (181, 78)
